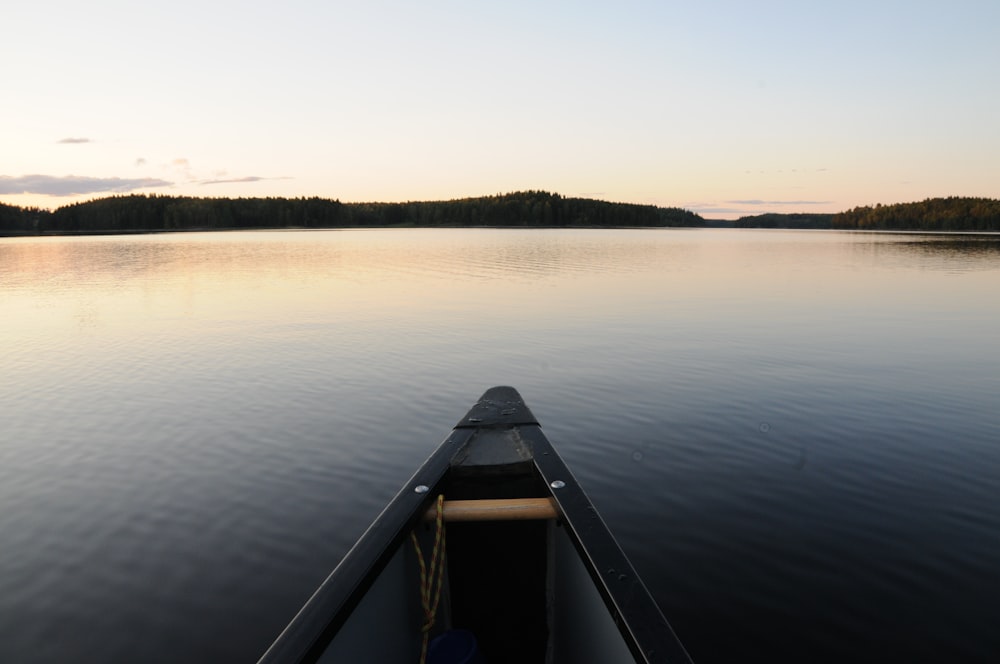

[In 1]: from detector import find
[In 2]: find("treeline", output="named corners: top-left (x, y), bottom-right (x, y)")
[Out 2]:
top-left (1, 201), bottom-right (46, 234)
top-left (832, 197), bottom-right (1000, 231)
top-left (7, 193), bottom-right (997, 235)
top-left (40, 195), bottom-right (348, 234)
top-left (732, 198), bottom-right (1000, 231)
top-left (350, 191), bottom-right (703, 228)
top-left (0, 191), bottom-right (702, 235)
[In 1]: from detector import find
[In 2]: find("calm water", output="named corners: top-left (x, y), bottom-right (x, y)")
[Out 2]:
top-left (2, 229), bottom-right (999, 663)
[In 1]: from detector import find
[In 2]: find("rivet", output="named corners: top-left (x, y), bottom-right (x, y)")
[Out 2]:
top-left (414, 485), bottom-right (429, 494)
top-left (550, 480), bottom-right (566, 489)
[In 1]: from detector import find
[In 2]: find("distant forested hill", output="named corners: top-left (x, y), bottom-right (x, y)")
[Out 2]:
top-left (0, 191), bottom-right (703, 235)
top-left (832, 197), bottom-right (1000, 231)
top-left (347, 191), bottom-right (703, 228)
top-left (0, 201), bottom-right (45, 234)
top-left (734, 213), bottom-right (834, 229)
top-left (732, 198), bottom-right (1000, 231)
top-left (6, 193), bottom-right (997, 235)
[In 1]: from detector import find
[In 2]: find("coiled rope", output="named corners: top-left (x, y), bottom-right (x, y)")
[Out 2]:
top-left (410, 494), bottom-right (447, 664)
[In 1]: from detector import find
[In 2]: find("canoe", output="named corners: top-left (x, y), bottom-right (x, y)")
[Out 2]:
top-left (258, 386), bottom-right (693, 664)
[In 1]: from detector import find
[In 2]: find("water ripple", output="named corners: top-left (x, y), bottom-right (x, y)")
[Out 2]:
top-left (2, 230), bottom-right (999, 663)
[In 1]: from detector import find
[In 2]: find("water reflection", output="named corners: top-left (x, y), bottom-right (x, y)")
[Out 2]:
top-left (3, 228), bottom-right (997, 289)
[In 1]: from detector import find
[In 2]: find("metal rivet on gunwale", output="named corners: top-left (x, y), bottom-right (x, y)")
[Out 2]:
top-left (414, 485), bottom-right (429, 494)
top-left (550, 480), bottom-right (566, 489)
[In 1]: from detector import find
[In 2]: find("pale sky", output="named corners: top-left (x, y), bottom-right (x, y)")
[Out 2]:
top-left (3, 0), bottom-right (998, 218)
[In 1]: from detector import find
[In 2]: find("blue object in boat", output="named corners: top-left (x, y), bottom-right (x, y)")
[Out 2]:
top-left (427, 629), bottom-right (484, 664)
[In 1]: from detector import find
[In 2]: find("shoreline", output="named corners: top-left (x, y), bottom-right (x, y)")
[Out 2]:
top-left (5, 226), bottom-right (1000, 239)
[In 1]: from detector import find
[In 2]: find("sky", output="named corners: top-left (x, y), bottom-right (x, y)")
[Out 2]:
top-left (3, 0), bottom-right (998, 219)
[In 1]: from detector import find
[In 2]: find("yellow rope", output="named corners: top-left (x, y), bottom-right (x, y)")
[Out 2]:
top-left (411, 494), bottom-right (447, 664)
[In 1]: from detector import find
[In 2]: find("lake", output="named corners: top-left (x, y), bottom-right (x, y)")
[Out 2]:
top-left (2, 228), bottom-right (999, 663)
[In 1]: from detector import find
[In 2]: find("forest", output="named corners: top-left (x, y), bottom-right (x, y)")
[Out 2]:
top-left (831, 197), bottom-right (1000, 231)
top-left (0, 191), bottom-right (701, 235)
top-left (4, 194), bottom-right (999, 235)
top-left (734, 198), bottom-right (1000, 231)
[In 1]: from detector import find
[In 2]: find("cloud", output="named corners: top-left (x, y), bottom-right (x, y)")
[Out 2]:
top-left (686, 198), bottom-right (839, 219)
top-left (726, 199), bottom-right (832, 206)
top-left (57, 137), bottom-right (92, 144)
top-left (0, 174), bottom-right (172, 196)
top-left (198, 175), bottom-right (292, 185)
top-left (135, 157), bottom-right (147, 167)
top-left (199, 176), bottom-right (265, 185)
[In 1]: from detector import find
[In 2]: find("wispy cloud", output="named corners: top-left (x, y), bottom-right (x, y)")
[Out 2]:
top-left (160, 159), bottom-right (288, 187)
top-left (726, 199), bottom-right (832, 206)
top-left (163, 158), bottom-right (197, 182)
top-left (198, 175), bottom-right (290, 185)
top-left (0, 174), bottom-right (172, 196)
top-left (200, 176), bottom-right (265, 185)
top-left (57, 137), bottom-right (92, 144)
top-left (685, 198), bottom-right (838, 219)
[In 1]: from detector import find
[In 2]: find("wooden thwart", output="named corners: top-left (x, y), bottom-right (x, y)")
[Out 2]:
top-left (424, 497), bottom-right (558, 522)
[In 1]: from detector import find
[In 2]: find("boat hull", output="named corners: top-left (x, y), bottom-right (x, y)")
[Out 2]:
top-left (258, 386), bottom-right (692, 663)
